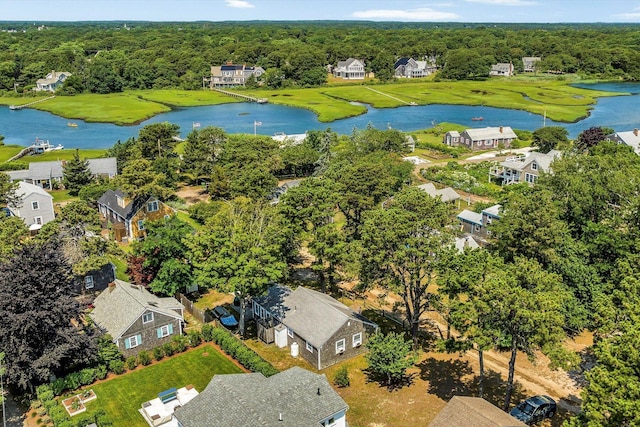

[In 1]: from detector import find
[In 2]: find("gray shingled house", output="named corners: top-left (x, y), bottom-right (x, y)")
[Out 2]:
top-left (89, 280), bottom-right (184, 357)
top-left (174, 366), bottom-right (349, 427)
top-left (72, 263), bottom-right (117, 297)
top-left (457, 204), bottom-right (502, 243)
top-left (252, 285), bottom-right (378, 370)
top-left (6, 157), bottom-right (117, 190)
top-left (7, 181), bottom-right (55, 232)
top-left (429, 396), bottom-right (527, 427)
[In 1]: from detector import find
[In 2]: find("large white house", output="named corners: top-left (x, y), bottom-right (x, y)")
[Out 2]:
top-left (333, 58), bottom-right (365, 80)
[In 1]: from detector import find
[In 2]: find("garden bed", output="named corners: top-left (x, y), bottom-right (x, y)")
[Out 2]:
top-left (62, 389), bottom-right (96, 416)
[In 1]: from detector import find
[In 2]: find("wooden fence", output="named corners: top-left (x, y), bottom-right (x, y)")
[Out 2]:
top-left (178, 293), bottom-right (213, 324)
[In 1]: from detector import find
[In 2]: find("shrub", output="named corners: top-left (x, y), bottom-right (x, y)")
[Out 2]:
top-left (64, 372), bottom-right (82, 391)
top-left (138, 350), bottom-right (151, 366)
top-left (109, 359), bottom-right (125, 375)
top-left (209, 326), bottom-right (278, 377)
top-left (172, 335), bottom-right (188, 353)
top-left (36, 407), bottom-right (47, 416)
top-left (50, 378), bottom-right (66, 396)
top-left (201, 324), bottom-right (214, 341)
top-left (333, 366), bottom-right (350, 387)
top-left (162, 342), bottom-right (176, 357)
top-left (43, 399), bottom-right (57, 413)
top-left (79, 368), bottom-right (97, 386)
top-left (96, 364), bottom-right (108, 380)
top-left (152, 346), bottom-right (165, 361)
top-left (36, 384), bottom-right (54, 401)
top-left (30, 400), bottom-right (42, 410)
top-left (40, 415), bottom-right (50, 425)
top-left (125, 356), bottom-right (138, 371)
top-left (186, 330), bottom-right (202, 347)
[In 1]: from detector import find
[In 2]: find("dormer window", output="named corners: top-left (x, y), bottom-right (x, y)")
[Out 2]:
top-left (116, 195), bottom-right (125, 208)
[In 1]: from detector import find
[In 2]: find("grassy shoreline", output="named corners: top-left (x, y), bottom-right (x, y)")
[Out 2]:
top-left (0, 79), bottom-right (623, 126)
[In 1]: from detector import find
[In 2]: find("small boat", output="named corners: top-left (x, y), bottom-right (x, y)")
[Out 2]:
top-left (471, 117), bottom-right (484, 121)
top-left (67, 122), bottom-right (78, 127)
top-left (192, 121), bottom-right (201, 128)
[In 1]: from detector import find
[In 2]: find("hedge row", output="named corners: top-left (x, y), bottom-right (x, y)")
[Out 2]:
top-left (201, 324), bottom-right (278, 377)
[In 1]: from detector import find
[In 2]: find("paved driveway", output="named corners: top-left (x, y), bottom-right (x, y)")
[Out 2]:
top-left (2, 390), bottom-right (25, 427)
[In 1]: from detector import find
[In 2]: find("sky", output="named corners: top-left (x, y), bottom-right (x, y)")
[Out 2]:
top-left (1, 0), bottom-right (640, 23)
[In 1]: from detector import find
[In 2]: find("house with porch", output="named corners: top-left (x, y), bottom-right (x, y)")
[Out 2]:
top-left (35, 70), bottom-right (72, 91)
top-left (457, 204), bottom-right (501, 242)
top-left (209, 62), bottom-right (265, 88)
top-left (522, 57), bottom-right (541, 73)
top-left (608, 129), bottom-right (640, 154)
top-left (7, 181), bottom-right (55, 232)
top-left (90, 280), bottom-right (184, 357)
top-left (489, 150), bottom-right (561, 185)
top-left (394, 57), bottom-right (436, 78)
top-left (333, 58), bottom-right (366, 80)
top-left (97, 189), bottom-right (175, 242)
top-left (6, 157), bottom-right (117, 190)
top-left (174, 367), bottom-right (349, 427)
top-left (489, 62), bottom-right (514, 77)
top-left (252, 285), bottom-right (378, 370)
top-left (444, 127), bottom-right (517, 150)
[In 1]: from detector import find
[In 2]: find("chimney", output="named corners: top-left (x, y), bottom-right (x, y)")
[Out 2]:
top-left (499, 126), bottom-right (504, 133)
top-left (279, 413), bottom-right (283, 422)
top-left (317, 387), bottom-right (321, 395)
top-left (226, 60), bottom-right (233, 66)
top-left (634, 128), bottom-right (638, 137)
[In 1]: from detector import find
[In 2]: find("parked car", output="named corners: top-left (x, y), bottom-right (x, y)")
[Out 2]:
top-left (510, 395), bottom-right (557, 425)
top-left (213, 306), bottom-right (238, 328)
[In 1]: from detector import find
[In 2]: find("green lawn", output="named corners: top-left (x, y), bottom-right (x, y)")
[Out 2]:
top-left (0, 145), bottom-right (24, 162)
top-left (78, 345), bottom-right (243, 427)
top-left (50, 190), bottom-right (77, 203)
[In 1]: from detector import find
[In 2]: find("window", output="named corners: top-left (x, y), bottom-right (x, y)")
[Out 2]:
top-left (306, 341), bottom-right (313, 353)
top-left (84, 275), bottom-right (94, 289)
top-left (157, 324), bottom-right (173, 338)
top-left (31, 201), bottom-right (39, 210)
top-left (336, 339), bottom-right (345, 354)
top-left (525, 173), bottom-right (537, 184)
top-left (352, 332), bottom-right (362, 347)
top-left (142, 312), bottom-right (154, 323)
top-left (322, 417), bottom-right (336, 427)
top-left (138, 220), bottom-right (145, 230)
top-left (486, 216), bottom-right (493, 225)
top-left (125, 335), bottom-right (141, 349)
top-left (147, 201), bottom-right (159, 212)
top-left (531, 161), bottom-right (538, 171)
top-left (474, 224), bottom-right (481, 232)
top-left (287, 327), bottom-right (294, 338)
top-left (34, 216), bottom-right (43, 225)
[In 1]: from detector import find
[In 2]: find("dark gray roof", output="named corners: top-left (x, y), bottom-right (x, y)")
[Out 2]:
top-left (254, 285), bottom-right (377, 349)
top-left (89, 279), bottom-right (183, 340)
top-left (96, 189), bottom-right (155, 221)
top-left (23, 157), bottom-right (117, 181)
top-left (394, 57), bottom-right (410, 68)
top-left (174, 367), bottom-right (348, 427)
top-left (429, 396), bottom-right (527, 427)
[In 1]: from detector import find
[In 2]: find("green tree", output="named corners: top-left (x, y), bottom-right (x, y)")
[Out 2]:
top-left (532, 126), bottom-right (569, 153)
top-left (62, 149), bottom-right (93, 196)
top-left (360, 186), bottom-right (455, 346)
top-left (115, 158), bottom-right (172, 200)
top-left (137, 122), bottom-right (181, 160)
top-left (365, 331), bottom-right (417, 387)
top-left (0, 172), bottom-right (19, 207)
top-left (181, 126), bottom-right (227, 184)
top-left (188, 198), bottom-right (291, 335)
top-left (0, 216), bottom-right (28, 261)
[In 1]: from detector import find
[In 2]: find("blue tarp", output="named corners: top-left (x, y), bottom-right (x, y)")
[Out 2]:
top-left (220, 315), bottom-right (238, 327)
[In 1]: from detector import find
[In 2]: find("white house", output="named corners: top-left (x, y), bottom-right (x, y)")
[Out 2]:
top-left (334, 58), bottom-right (366, 80)
top-left (609, 129), bottom-right (640, 155)
top-left (7, 181), bottom-right (55, 232)
top-left (35, 70), bottom-right (72, 92)
top-left (489, 62), bottom-right (514, 77)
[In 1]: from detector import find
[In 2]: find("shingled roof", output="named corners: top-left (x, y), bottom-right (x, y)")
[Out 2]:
top-left (89, 280), bottom-right (183, 340)
top-left (417, 183), bottom-right (461, 203)
top-left (429, 396), bottom-right (527, 427)
top-left (254, 285), bottom-right (377, 349)
top-left (174, 367), bottom-right (348, 427)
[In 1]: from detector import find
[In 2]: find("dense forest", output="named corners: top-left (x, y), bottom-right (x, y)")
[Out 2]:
top-left (1, 21), bottom-right (640, 93)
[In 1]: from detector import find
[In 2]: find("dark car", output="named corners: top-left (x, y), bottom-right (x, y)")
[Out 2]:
top-left (510, 395), bottom-right (557, 425)
top-left (212, 306), bottom-right (239, 328)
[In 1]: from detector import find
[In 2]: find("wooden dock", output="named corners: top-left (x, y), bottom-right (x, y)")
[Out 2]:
top-left (9, 95), bottom-right (56, 110)
top-left (213, 88), bottom-right (267, 104)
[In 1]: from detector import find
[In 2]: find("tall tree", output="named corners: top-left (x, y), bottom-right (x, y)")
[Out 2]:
top-left (62, 150), bottom-right (93, 196)
top-left (181, 126), bottom-right (227, 184)
top-left (137, 122), bottom-right (181, 160)
top-left (366, 331), bottom-right (417, 387)
top-left (531, 126), bottom-right (569, 153)
top-left (574, 126), bottom-right (608, 152)
top-left (0, 239), bottom-right (97, 392)
top-left (0, 216), bottom-right (27, 261)
top-left (188, 198), bottom-right (291, 335)
top-left (360, 186), bottom-right (455, 346)
top-left (115, 158), bottom-right (172, 200)
top-left (0, 172), bottom-right (19, 207)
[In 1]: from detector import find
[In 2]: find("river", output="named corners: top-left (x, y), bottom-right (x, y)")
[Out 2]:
top-left (0, 83), bottom-right (638, 149)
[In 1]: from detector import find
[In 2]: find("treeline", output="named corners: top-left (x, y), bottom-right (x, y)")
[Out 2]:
top-left (1, 22), bottom-right (640, 93)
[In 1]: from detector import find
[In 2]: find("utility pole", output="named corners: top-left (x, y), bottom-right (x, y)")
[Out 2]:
top-left (1, 354), bottom-right (6, 427)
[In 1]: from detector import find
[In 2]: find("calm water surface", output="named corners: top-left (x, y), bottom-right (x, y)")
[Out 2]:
top-left (1, 82), bottom-right (639, 149)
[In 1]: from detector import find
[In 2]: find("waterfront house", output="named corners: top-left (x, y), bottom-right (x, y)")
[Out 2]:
top-left (522, 57), bottom-right (542, 73)
top-left (489, 62), bottom-right (514, 77)
top-left (445, 127), bottom-right (517, 150)
top-left (7, 181), bottom-right (55, 232)
top-left (174, 367), bottom-right (349, 427)
top-left (334, 58), bottom-right (366, 80)
top-left (209, 62), bottom-right (265, 87)
top-left (457, 204), bottom-right (501, 242)
top-left (35, 70), bottom-right (72, 92)
top-left (90, 280), bottom-right (184, 357)
top-left (97, 189), bottom-right (175, 242)
top-left (6, 157), bottom-right (117, 190)
top-left (252, 285), bottom-right (378, 370)
top-left (394, 57), bottom-right (436, 78)
top-left (608, 129), bottom-right (640, 154)
top-left (489, 150), bottom-right (561, 185)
